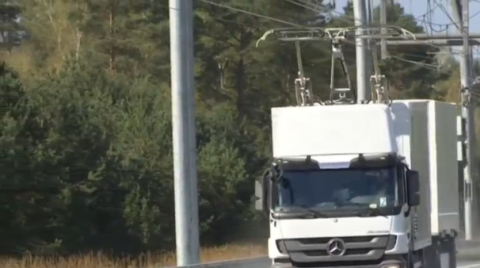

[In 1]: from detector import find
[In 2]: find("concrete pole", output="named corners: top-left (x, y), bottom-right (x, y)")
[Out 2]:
top-left (451, 0), bottom-right (476, 240)
top-left (353, 0), bottom-right (371, 102)
top-left (169, 0), bottom-right (201, 264)
top-left (380, 0), bottom-right (387, 59)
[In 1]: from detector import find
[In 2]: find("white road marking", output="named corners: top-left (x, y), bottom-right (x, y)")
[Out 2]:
top-left (458, 263), bottom-right (480, 268)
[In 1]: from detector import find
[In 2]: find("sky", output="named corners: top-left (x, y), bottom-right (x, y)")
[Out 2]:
top-left (332, 0), bottom-right (480, 33)
top-left (400, 0), bottom-right (480, 34)
top-left (333, 0), bottom-right (480, 56)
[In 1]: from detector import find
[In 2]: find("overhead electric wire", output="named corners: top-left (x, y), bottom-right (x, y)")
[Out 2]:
top-left (434, 0), bottom-right (461, 30)
top-left (285, 0), bottom-right (358, 25)
top-left (288, 0), bottom-right (444, 70)
top-left (390, 55), bottom-right (440, 70)
top-left (426, 0), bottom-right (450, 33)
top-left (201, 0), bottom-right (449, 71)
top-left (199, 0), bottom-right (305, 28)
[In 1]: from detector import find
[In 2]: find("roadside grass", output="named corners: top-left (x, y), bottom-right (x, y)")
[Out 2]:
top-left (0, 244), bottom-right (268, 268)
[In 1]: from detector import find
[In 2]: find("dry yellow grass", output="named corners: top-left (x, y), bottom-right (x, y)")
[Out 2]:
top-left (0, 244), bottom-right (267, 268)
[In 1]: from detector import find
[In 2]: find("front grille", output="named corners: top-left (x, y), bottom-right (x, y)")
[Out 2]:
top-left (302, 248), bottom-right (371, 257)
top-left (276, 235), bottom-right (395, 264)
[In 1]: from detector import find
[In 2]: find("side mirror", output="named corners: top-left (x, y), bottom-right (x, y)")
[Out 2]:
top-left (254, 174), bottom-right (270, 213)
top-left (254, 179), bottom-right (264, 211)
top-left (406, 170), bottom-right (420, 206)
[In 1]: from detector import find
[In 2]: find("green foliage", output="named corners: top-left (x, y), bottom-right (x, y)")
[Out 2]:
top-left (0, 0), bottom-right (458, 256)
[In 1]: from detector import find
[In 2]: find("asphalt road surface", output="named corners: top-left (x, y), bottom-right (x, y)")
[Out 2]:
top-left (457, 260), bottom-right (480, 268)
top-left (252, 258), bottom-right (480, 268)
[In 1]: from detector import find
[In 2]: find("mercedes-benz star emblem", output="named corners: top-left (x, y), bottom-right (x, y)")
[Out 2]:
top-left (326, 238), bottom-right (346, 256)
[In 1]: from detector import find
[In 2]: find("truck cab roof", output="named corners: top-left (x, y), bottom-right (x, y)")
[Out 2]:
top-left (271, 104), bottom-right (397, 158)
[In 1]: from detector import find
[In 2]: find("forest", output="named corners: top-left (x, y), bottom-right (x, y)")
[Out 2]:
top-left (0, 0), bottom-right (472, 260)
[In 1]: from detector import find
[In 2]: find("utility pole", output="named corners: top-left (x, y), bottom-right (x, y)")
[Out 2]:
top-left (365, 0), bottom-right (373, 89)
top-left (451, 0), bottom-right (476, 241)
top-left (169, 0), bottom-right (201, 265)
top-left (380, 0), bottom-right (387, 59)
top-left (353, 0), bottom-right (371, 102)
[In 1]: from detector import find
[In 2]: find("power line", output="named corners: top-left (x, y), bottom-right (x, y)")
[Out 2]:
top-left (200, 0), bottom-right (305, 28)
top-left (434, 0), bottom-right (460, 30)
top-left (286, 0), bottom-right (358, 25)
top-left (389, 55), bottom-right (440, 70)
top-left (200, 1), bottom-right (454, 73)
top-left (425, 0), bottom-right (450, 33)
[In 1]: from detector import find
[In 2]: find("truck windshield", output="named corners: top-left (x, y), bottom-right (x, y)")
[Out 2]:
top-left (275, 167), bottom-right (403, 215)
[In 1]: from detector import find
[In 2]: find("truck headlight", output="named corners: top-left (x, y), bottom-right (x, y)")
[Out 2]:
top-left (382, 265), bottom-right (401, 268)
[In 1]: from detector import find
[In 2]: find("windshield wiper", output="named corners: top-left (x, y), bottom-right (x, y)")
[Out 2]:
top-left (337, 202), bottom-right (366, 208)
top-left (355, 208), bottom-right (387, 218)
top-left (287, 206), bottom-right (328, 218)
top-left (276, 206), bottom-right (328, 219)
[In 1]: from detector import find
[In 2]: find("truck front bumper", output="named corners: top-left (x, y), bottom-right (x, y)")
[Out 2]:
top-left (271, 259), bottom-right (406, 268)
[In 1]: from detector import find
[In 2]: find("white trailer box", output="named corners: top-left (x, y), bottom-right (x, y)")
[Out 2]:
top-left (391, 100), bottom-right (459, 236)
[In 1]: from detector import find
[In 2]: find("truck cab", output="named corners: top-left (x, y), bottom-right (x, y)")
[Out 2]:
top-left (255, 100), bottom-right (458, 268)
top-left (257, 153), bottom-right (420, 268)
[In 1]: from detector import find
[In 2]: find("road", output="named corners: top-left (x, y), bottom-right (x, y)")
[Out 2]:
top-left (165, 256), bottom-right (480, 268)
top-left (252, 259), bottom-right (480, 268)
top-left (458, 260), bottom-right (480, 268)
top-left (251, 258), bottom-right (480, 268)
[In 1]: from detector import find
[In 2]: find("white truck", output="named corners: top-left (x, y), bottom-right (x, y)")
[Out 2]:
top-left (255, 100), bottom-right (459, 268)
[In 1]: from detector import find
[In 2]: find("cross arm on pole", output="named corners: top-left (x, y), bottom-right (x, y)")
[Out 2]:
top-left (385, 39), bottom-right (480, 46)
